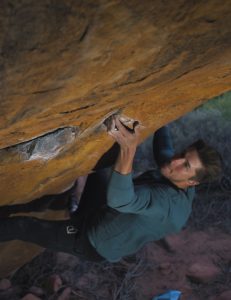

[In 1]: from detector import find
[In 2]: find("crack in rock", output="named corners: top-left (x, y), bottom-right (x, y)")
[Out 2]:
top-left (0, 127), bottom-right (79, 163)
top-left (0, 111), bottom-right (138, 164)
top-left (59, 103), bottom-right (95, 114)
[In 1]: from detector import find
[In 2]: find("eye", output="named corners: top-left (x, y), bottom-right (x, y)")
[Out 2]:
top-left (184, 161), bottom-right (190, 170)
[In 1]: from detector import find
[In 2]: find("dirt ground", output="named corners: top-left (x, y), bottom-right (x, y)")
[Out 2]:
top-left (1, 226), bottom-right (230, 299)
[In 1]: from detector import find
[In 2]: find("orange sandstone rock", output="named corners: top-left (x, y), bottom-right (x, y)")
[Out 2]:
top-left (1, 0), bottom-right (231, 277)
top-left (1, 0), bottom-right (231, 205)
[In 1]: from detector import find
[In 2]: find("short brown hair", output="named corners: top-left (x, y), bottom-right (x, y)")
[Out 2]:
top-left (188, 140), bottom-right (222, 183)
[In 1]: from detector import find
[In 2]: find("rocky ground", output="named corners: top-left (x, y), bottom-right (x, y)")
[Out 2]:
top-left (0, 227), bottom-right (230, 300)
top-left (0, 95), bottom-right (230, 300)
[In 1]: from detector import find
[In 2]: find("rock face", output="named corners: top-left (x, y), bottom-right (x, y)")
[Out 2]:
top-left (0, 0), bottom-right (231, 276)
top-left (1, 0), bottom-right (231, 204)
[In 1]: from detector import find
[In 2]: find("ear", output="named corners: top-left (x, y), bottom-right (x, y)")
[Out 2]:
top-left (188, 179), bottom-right (200, 186)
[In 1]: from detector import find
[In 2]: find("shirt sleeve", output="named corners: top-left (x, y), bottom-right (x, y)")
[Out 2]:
top-left (107, 170), bottom-right (174, 217)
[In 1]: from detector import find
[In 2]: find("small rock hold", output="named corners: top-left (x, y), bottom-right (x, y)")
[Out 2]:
top-left (158, 262), bottom-right (172, 275)
top-left (217, 290), bottom-right (231, 300)
top-left (29, 286), bottom-right (45, 297)
top-left (0, 278), bottom-right (11, 290)
top-left (55, 252), bottom-right (80, 266)
top-left (20, 293), bottom-right (42, 300)
top-left (162, 233), bottom-right (184, 252)
top-left (186, 262), bottom-right (221, 283)
top-left (57, 287), bottom-right (72, 300)
top-left (47, 274), bottom-right (63, 293)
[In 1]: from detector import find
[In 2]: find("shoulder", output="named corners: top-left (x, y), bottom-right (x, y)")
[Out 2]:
top-left (165, 185), bottom-right (195, 208)
top-left (157, 184), bottom-right (194, 231)
top-left (149, 182), bottom-right (195, 210)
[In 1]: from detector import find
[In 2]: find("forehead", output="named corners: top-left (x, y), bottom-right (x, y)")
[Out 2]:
top-left (185, 148), bottom-right (203, 170)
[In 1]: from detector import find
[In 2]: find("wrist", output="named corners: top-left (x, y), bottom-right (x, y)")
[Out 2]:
top-left (114, 147), bottom-right (136, 175)
top-left (120, 145), bottom-right (136, 157)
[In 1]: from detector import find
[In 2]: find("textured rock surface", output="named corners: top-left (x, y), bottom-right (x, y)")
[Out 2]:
top-left (216, 291), bottom-right (231, 300)
top-left (21, 293), bottom-right (42, 300)
top-left (186, 261), bottom-right (221, 283)
top-left (1, 0), bottom-right (231, 277)
top-left (1, 0), bottom-right (231, 205)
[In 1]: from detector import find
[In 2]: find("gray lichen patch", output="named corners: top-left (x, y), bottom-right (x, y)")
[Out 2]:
top-left (0, 127), bottom-right (79, 164)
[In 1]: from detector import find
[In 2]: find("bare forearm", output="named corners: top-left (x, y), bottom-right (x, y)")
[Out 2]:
top-left (114, 147), bottom-right (136, 175)
top-left (107, 115), bottom-right (140, 174)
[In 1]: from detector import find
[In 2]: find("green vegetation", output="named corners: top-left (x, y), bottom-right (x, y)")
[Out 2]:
top-left (200, 90), bottom-right (231, 120)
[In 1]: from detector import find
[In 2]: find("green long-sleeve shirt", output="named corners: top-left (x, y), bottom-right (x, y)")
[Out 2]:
top-left (88, 171), bottom-right (195, 262)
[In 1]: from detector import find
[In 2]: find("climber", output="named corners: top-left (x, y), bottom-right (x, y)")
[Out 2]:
top-left (0, 115), bottom-right (222, 262)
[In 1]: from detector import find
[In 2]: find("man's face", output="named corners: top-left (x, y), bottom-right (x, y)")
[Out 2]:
top-left (160, 148), bottom-right (204, 188)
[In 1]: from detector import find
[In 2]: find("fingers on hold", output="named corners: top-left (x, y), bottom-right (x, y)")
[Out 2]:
top-left (133, 121), bottom-right (139, 129)
top-left (114, 116), bottom-right (122, 128)
top-left (133, 121), bottom-right (141, 134)
top-left (105, 114), bottom-right (141, 135)
top-left (108, 128), bottom-right (119, 137)
top-left (115, 118), bottom-right (128, 135)
top-left (108, 129), bottom-right (116, 136)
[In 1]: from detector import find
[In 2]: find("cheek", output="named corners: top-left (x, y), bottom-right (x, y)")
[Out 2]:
top-left (174, 166), bottom-right (187, 176)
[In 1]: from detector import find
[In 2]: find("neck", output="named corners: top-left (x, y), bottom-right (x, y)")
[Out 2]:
top-left (170, 180), bottom-right (189, 190)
